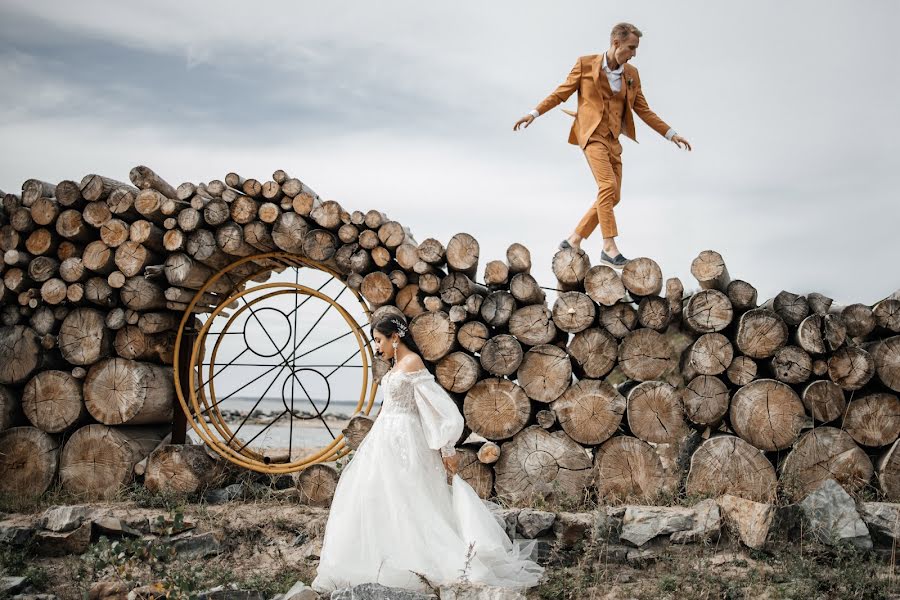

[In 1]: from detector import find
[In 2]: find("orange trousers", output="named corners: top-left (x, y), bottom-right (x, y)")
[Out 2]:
top-left (573, 133), bottom-right (623, 239)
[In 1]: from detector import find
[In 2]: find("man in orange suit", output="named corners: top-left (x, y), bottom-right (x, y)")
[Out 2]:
top-left (514, 22), bottom-right (691, 269)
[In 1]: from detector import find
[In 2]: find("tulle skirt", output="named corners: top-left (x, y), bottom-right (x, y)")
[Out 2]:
top-left (311, 412), bottom-right (544, 593)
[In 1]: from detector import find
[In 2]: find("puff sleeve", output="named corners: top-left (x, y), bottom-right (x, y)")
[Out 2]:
top-left (411, 370), bottom-right (464, 457)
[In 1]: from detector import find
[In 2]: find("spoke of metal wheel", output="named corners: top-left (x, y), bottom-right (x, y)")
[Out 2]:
top-left (325, 345), bottom-right (365, 379)
top-left (201, 363), bottom-right (366, 368)
top-left (293, 329), bottom-right (358, 362)
top-left (288, 286), bottom-right (349, 360)
top-left (195, 347), bottom-right (250, 390)
top-left (289, 267), bottom-right (300, 459)
top-left (235, 410), bottom-right (290, 454)
top-left (201, 361), bottom-right (287, 418)
top-left (225, 366), bottom-right (288, 444)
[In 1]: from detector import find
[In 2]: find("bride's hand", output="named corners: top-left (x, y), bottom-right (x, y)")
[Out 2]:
top-left (442, 453), bottom-right (460, 482)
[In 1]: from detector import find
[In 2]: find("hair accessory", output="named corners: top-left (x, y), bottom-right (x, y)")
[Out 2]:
top-left (389, 318), bottom-right (409, 338)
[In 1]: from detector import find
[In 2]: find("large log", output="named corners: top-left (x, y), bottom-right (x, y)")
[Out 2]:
top-left (59, 308), bottom-right (112, 366)
top-left (297, 463), bottom-right (340, 507)
top-left (439, 272), bottom-right (484, 306)
top-left (480, 291), bottom-right (516, 328)
top-left (458, 447), bottom-right (494, 499)
top-left (21, 179), bottom-right (57, 205)
top-left (435, 352), bottom-right (481, 394)
top-left (567, 327), bottom-right (617, 379)
top-left (762, 291), bottom-right (809, 327)
top-left (483, 260), bottom-right (509, 288)
top-left (682, 375), bottom-right (730, 427)
top-left (551, 247), bottom-right (590, 291)
top-left (506, 243), bottom-right (531, 274)
top-left (0, 426), bottom-right (60, 497)
top-left (843, 393), bottom-right (900, 448)
top-left (272, 211), bottom-right (308, 254)
top-left (735, 308), bottom-right (788, 359)
top-left (0, 386), bottom-right (18, 432)
top-left (874, 298), bottom-right (900, 333)
top-left (685, 333), bottom-right (733, 376)
top-left (129, 165), bottom-right (177, 199)
top-left (637, 295), bottom-right (671, 331)
top-left (516, 344), bottom-right (571, 403)
top-left (597, 303), bottom-right (637, 338)
top-left (627, 381), bottom-right (688, 444)
top-left (801, 379), bottom-right (846, 424)
top-left (445, 232), bottom-right (479, 278)
top-left (463, 378), bottom-right (531, 441)
top-left (690, 250), bottom-right (730, 292)
top-left (508, 305), bottom-right (556, 346)
top-left (457, 321), bottom-right (489, 353)
top-left (780, 427), bottom-right (873, 501)
top-left (877, 439), bottom-right (900, 500)
top-left (874, 336), bottom-right (900, 392)
top-left (114, 326), bottom-right (174, 363)
top-left (479, 334), bottom-right (523, 376)
top-left (827, 346), bottom-right (875, 391)
top-left (621, 257), bottom-right (662, 297)
top-left (551, 291), bottom-right (596, 333)
top-left (618, 329), bottom-right (670, 381)
top-left (552, 379), bottom-right (624, 445)
top-left (726, 280), bottom-right (758, 312)
top-left (593, 436), bottom-right (667, 502)
top-left (144, 444), bottom-right (223, 495)
top-left (683, 289), bottom-right (733, 333)
top-left (795, 313), bottom-right (846, 355)
top-left (685, 435), bottom-right (777, 502)
top-left (494, 426), bottom-right (593, 504)
top-left (360, 271), bottom-right (395, 308)
top-left (84, 358), bottom-right (174, 425)
top-left (80, 175), bottom-right (134, 202)
top-left (509, 272), bottom-right (545, 306)
top-left (837, 303), bottom-right (876, 339)
top-left (22, 370), bottom-right (85, 433)
top-left (59, 423), bottom-right (168, 499)
top-left (584, 265), bottom-right (626, 307)
top-left (409, 311), bottom-right (456, 362)
top-left (730, 379), bottom-right (808, 451)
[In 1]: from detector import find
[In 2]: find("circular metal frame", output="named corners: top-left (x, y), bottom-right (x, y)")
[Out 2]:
top-left (173, 252), bottom-right (377, 474)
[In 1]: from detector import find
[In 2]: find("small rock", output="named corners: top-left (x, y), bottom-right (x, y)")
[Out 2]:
top-left (670, 499), bottom-right (720, 544)
top-left (283, 580), bottom-right (320, 600)
top-left (552, 511), bottom-right (594, 548)
top-left (717, 494), bottom-right (775, 549)
top-left (799, 479), bottom-right (872, 550)
top-left (492, 508), bottom-right (520, 540)
top-left (0, 577), bottom-right (28, 595)
top-left (38, 505), bottom-right (93, 532)
top-left (89, 580), bottom-right (134, 599)
top-left (620, 506), bottom-right (694, 547)
top-left (34, 520), bottom-right (92, 556)
top-left (0, 524), bottom-right (35, 546)
top-left (170, 532), bottom-right (221, 558)
top-left (516, 509), bottom-right (556, 539)
top-left (204, 483), bottom-right (244, 505)
top-left (11, 595), bottom-right (60, 600)
top-left (94, 516), bottom-right (144, 538)
top-left (127, 582), bottom-right (167, 600)
top-left (860, 502), bottom-right (900, 545)
top-left (438, 583), bottom-right (527, 599)
top-left (626, 547), bottom-right (657, 567)
top-left (330, 583), bottom-right (436, 599)
top-left (197, 587), bottom-right (265, 600)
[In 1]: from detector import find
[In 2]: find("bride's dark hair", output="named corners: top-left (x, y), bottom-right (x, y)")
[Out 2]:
top-left (370, 315), bottom-right (421, 355)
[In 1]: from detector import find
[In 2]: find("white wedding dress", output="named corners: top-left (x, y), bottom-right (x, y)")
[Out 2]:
top-left (311, 368), bottom-right (544, 593)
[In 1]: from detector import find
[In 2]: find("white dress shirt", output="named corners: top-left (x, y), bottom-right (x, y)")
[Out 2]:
top-left (529, 53), bottom-right (677, 141)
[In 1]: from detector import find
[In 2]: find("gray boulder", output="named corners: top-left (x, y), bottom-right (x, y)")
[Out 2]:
top-left (283, 580), bottom-right (321, 600)
top-left (860, 502), bottom-right (900, 544)
top-left (330, 583), bottom-right (436, 600)
top-left (799, 479), bottom-right (872, 550)
top-left (438, 583), bottom-right (527, 599)
top-left (619, 506), bottom-right (695, 547)
top-left (515, 509), bottom-right (556, 539)
top-left (38, 505), bottom-right (92, 532)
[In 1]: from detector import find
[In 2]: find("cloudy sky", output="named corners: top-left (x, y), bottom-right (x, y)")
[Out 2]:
top-left (1, 1), bottom-right (898, 305)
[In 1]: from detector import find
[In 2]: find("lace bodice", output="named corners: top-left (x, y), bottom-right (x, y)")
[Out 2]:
top-left (380, 369), bottom-right (421, 416)
top-left (380, 368), bottom-right (460, 457)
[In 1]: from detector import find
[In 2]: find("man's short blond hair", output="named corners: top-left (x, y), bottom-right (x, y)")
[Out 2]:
top-left (610, 22), bottom-right (642, 42)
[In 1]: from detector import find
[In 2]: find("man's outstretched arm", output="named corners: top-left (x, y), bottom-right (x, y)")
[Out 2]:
top-left (514, 58), bottom-right (582, 130)
top-left (633, 85), bottom-right (692, 150)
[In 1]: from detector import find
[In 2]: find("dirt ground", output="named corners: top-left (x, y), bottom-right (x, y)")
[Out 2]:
top-left (3, 491), bottom-right (900, 600)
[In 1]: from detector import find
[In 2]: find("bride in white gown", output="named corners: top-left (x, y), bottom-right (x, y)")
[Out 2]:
top-left (311, 316), bottom-right (545, 593)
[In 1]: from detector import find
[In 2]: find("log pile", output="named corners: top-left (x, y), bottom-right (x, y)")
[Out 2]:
top-left (2, 168), bottom-right (899, 509)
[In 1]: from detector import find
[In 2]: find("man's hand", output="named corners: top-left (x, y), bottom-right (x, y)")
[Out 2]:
top-left (442, 453), bottom-right (460, 482)
top-left (672, 134), bottom-right (692, 151)
top-left (513, 114), bottom-right (535, 131)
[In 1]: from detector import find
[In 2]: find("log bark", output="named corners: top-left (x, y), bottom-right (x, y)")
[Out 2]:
top-left (551, 247), bottom-right (590, 291)
top-left (509, 272), bottom-right (545, 306)
top-left (685, 435), bottom-right (777, 502)
top-left (874, 336), bottom-right (900, 392)
top-left (445, 232), bottom-right (479, 277)
top-left (594, 436), bottom-right (667, 502)
top-left (463, 378), bottom-right (531, 441)
top-left (762, 291), bottom-right (809, 327)
top-left (80, 175), bottom-right (134, 202)
top-left (795, 313), bottom-right (846, 355)
top-left (726, 280), bottom-right (759, 311)
top-left (843, 393), bottom-right (900, 448)
top-left (129, 166), bottom-right (177, 199)
top-left (21, 179), bottom-right (57, 205)
top-left (114, 326), bottom-right (173, 363)
top-left (730, 379), bottom-right (808, 451)
top-left (479, 334), bottom-right (523, 376)
top-left (494, 426), bottom-right (592, 504)
top-left (58, 308), bottom-right (111, 366)
top-left (395, 284), bottom-right (425, 318)
top-left (877, 439), bottom-right (900, 500)
top-left (682, 375), bottom-right (730, 427)
top-left (483, 260), bottom-right (509, 288)
top-left (627, 381), bottom-right (688, 444)
top-left (553, 379), bottom-right (624, 445)
top-left (84, 358), bottom-right (174, 425)
top-left (0, 426), bottom-right (60, 497)
top-left (618, 329), bottom-right (670, 381)
top-left (780, 426), bottom-right (873, 501)
top-left (22, 370), bottom-right (85, 433)
top-left (874, 298), bottom-right (900, 333)
top-left (666, 277), bottom-right (684, 319)
top-left (567, 327), bottom-right (617, 379)
top-left (60, 423), bottom-right (168, 499)
top-left (506, 243), bottom-right (531, 274)
top-left (517, 344), bottom-right (571, 403)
